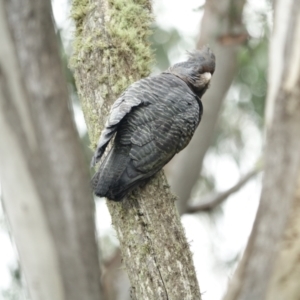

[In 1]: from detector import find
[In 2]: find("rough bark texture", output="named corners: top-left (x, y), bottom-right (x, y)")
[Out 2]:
top-left (224, 0), bottom-right (300, 299)
top-left (265, 0), bottom-right (300, 297)
top-left (266, 175), bottom-right (300, 300)
top-left (102, 249), bottom-right (130, 300)
top-left (71, 0), bottom-right (201, 299)
top-left (167, 0), bottom-right (247, 214)
top-left (0, 1), bottom-right (103, 300)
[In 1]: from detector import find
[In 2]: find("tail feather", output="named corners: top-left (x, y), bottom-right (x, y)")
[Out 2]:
top-left (92, 146), bottom-right (145, 201)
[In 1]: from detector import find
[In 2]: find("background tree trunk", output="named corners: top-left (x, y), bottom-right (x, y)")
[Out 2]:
top-left (0, 1), bottom-right (103, 300)
top-left (266, 178), bottom-right (300, 300)
top-left (167, 0), bottom-right (247, 214)
top-left (71, 0), bottom-right (202, 299)
top-left (224, 0), bottom-right (300, 298)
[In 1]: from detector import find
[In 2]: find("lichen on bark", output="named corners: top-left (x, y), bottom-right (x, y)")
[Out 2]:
top-left (71, 0), bottom-right (153, 148)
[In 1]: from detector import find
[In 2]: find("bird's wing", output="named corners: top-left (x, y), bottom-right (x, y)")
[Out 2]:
top-left (91, 80), bottom-right (147, 167)
top-left (129, 108), bottom-right (200, 174)
top-left (121, 74), bottom-right (202, 175)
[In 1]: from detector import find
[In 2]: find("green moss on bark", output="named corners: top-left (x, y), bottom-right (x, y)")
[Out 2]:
top-left (71, 0), bottom-right (154, 148)
top-left (71, 0), bottom-right (153, 89)
top-left (71, 0), bottom-right (90, 33)
top-left (107, 0), bottom-right (153, 85)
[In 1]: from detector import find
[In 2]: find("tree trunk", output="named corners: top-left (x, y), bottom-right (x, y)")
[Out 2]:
top-left (0, 1), bottom-right (103, 300)
top-left (266, 178), bottom-right (300, 300)
top-left (265, 0), bottom-right (300, 297)
top-left (71, 0), bottom-right (201, 299)
top-left (224, 0), bottom-right (300, 298)
top-left (167, 0), bottom-right (247, 214)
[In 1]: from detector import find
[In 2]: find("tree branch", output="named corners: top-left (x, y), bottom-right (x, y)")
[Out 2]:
top-left (186, 167), bottom-right (260, 214)
top-left (71, 0), bottom-right (202, 298)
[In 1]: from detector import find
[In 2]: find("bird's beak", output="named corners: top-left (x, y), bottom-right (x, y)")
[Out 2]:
top-left (202, 72), bottom-right (212, 84)
top-left (197, 72), bottom-right (212, 88)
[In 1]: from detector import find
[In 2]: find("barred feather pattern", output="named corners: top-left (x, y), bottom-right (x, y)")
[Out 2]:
top-left (91, 73), bottom-right (203, 201)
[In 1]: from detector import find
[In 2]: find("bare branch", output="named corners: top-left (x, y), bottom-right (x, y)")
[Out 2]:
top-left (186, 168), bottom-right (261, 214)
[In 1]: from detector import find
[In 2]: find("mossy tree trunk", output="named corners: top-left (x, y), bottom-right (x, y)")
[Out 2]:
top-left (71, 0), bottom-right (201, 299)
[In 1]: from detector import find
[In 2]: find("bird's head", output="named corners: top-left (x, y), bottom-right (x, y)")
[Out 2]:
top-left (166, 46), bottom-right (216, 98)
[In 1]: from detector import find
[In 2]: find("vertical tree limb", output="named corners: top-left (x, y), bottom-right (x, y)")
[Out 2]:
top-left (224, 0), bottom-right (300, 298)
top-left (71, 0), bottom-right (201, 299)
top-left (266, 175), bottom-right (300, 300)
top-left (265, 2), bottom-right (300, 297)
top-left (0, 0), bottom-right (103, 299)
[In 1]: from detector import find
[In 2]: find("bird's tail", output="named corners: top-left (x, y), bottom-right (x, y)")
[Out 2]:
top-left (91, 146), bottom-right (139, 201)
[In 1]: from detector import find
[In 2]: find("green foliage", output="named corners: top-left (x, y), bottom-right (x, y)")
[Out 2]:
top-left (237, 39), bottom-right (268, 123)
top-left (150, 26), bottom-right (181, 71)
top-left (211, 34), bottom-right (268, 166)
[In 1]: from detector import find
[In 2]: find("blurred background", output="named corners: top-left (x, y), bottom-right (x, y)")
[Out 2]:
top-left (0, 0), bottom-right (272, 299)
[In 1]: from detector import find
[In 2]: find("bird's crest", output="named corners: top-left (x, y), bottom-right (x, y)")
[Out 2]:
top-left (186, 46), bottom-right (216, 74)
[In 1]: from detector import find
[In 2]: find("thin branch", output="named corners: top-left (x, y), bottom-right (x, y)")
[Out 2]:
top-left (186, 167), bottom-right (261, 214)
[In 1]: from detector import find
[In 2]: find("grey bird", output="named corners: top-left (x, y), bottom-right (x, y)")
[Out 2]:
top-left (91, 46), bottom-right (216, 201)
